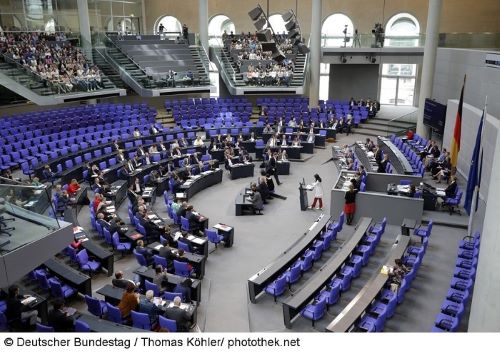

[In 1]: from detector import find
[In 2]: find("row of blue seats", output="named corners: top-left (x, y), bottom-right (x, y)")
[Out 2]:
top-left (300, 217), bottom-right (388, 326)
top-left (0, 123), bottom-right (152, 173)
top-left (165, 97), bottom-right (251, 108)
top-left (432, 231), bottom-right (480, 332)
top-left (0, 104), bottom-right (155, 132)
top-left (355, 221), bottom-right (433, 331)
top-left (389, 135), bottom-right (425, 177)
top-left (1, 119), bottom-right (154, 154)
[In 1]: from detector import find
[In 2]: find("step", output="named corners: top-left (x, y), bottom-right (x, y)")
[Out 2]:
top-left (369, 118), bottom-right (415, 129)
top-left (357, 123), bottom-right (406, 133)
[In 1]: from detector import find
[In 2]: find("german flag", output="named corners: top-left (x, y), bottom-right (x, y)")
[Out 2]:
top-left (450, 75), bottom-right (466, 169)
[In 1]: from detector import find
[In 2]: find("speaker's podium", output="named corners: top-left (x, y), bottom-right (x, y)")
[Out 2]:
top-left (299, 182), bottom-right (310, 211)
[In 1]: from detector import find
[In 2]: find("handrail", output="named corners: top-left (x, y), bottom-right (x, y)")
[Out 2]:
top-left (386, 108), bottom-right (418, 137)
top-left (101, 32), bottom-right (148, 76)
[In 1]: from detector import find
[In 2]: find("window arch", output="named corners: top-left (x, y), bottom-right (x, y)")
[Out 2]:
top-left (44, 18), bottom-right (56, 34)
top-left (107, 18), bottom-right (137, 34)
top-left (385, 13), bottom-right (420, 47)
top-left (321, 13), bottom-right (354, 47)
top-left (154, 15), bottom-right (183, 38)
top-left (208, 14), bottom-right (235, 46)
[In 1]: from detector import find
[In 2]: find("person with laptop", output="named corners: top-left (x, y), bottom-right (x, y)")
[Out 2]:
top-left (5, 284), bottom-right (38, 329)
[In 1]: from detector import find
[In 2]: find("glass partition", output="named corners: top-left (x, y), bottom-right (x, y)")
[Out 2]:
top-left (0, 178), bottom-right (61, 254)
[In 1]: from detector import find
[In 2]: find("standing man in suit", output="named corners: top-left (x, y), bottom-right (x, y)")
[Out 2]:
top-left (266, 151), bottom-right (281, 185)
top-left (163, 296), bottom-right (191, 332)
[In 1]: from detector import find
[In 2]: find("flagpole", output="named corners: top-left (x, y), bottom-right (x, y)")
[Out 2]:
top-left (467, 95), bottom-right (487, 236)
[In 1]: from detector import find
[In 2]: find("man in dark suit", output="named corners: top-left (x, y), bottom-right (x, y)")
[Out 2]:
top-left (445, 176), bottom-right (458, 198)
top-left (266, 152), bottom-right (281, 185)
top-left (136, 146), bottom-right (146, 157)
top-left (116, 150), bottom-right (126, 163)
top-left (48, 298), bottom-right (74, 332)
top-left (158, 240), bottom-right (175, 271)
top-left (139, 290), bottom-right (163, 325)
top-left (108, 216), bottom-right (129, 242)
top-left (163, 296), bottom-right (191, 332)
top-left (5, 285), bottom-right (38, 329)
top-left (377, 156), bottom-right (389, 173)
top-left (112, 271), bottom-right (135, 289)
top-left (140, 214), bottom-right (166, 241)
top-left (375, 146), bottom-right (383, 165)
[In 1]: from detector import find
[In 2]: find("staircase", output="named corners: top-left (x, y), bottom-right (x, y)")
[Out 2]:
top-left (0, 54), bottom-right (125, 105)
top-left (354, 110), bottom-right (417, 137)
top-left (92, 49), bottom-right (127, 89)
top-left (0, 60), bottom-right (56, 96)
top-left (290, 53), bottom-right (306, 87)
top-left (189, 47), bottom-right (211, 86)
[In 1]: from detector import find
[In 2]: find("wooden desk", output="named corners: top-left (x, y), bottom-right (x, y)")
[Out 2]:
top-left (326, 235), bottom-right (410, 332)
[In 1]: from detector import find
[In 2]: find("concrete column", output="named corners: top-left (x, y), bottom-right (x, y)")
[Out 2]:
top-left (308, 0), bottom-right (322, 108)
top-left (77, 0), bottom-right (92, 58)
top-left (416, 0), bottom-right (443, 137)
top-left (468, 120), bottom-right (500, 331)
top-left (141, 0), bottom-right (147, 34)
top-left (199, 0), bottom-right (209, 51)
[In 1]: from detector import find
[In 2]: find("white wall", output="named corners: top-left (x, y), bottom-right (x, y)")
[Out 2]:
top-left (443, 100), bottom-right (499, 201)
top-left (433, 48), bottom-right (500, 121)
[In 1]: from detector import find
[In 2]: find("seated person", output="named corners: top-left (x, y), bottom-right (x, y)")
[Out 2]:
top-left (108, 216), bottom-right (130, 242)
top-left (185, 205), bottom-right (205, 234)
top-left (5, 284), bottom-right (38, 329)
top-left (135, 239), bottom-right (154, 264)
top-left (163, 296), bottom-right (191, 332)
top-left (173, 278), bottom-right (192, 303)
top-left (67, 179), bottom-right (80, 195)
top-left (153, 265), bottom-right (169, 291)
top-left (138, 290), bottom-right (163, 326)
top-left (247, 183), bottom-right (263, 215)
top-left (131, 177), bottom-right (144, 195)
top-left (112, 271), bottom-right (136, 289)
top-left (48, 297), bottom-right (75, 332)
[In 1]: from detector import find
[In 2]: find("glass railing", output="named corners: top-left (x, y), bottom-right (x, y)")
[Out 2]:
top-left (0, 178), bottom-right (61, 253)
top-left (385, 109), bottom-right (418, 137)
top-left (211, 38), bottom-right (239, 86)
top-left (439, 32), bottom-right (500, 49)
top-left (321, 34), bottom-right (425, 48)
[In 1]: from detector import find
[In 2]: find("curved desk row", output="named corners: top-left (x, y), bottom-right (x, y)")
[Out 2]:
top-left (326, 234), bottom-right (410, 332)
top-left (353, 143), bottom-right (378, 172)
top-left (281, 217), bottom-right (373, 328)
top-left (179, 169), bottom-right (223, 201)
top-left (377, 136), bottom-right (413, 175)
top-left (247, 214), bottom-right (331, 303)
top-left (34, 128), bottom-right (200, 181)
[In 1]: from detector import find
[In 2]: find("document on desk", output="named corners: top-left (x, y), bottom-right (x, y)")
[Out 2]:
top-left (154, 245), bottom-right (162, 251)
top-left (21, 296), bottom-right (37, 305)
top-left (214, 223), bottom-right (231, 232)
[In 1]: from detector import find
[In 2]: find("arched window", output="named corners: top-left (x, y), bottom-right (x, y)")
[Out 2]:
top-left (208, 14), bottom-right (235, 46)
top-left (154, 15), bottom-right (182, 38)
top-left (108, 18), bottom-right (137, 34)
top-left (321, 13), bottom-right (354, 47)
top-left (45, 18), bottom-right (56, 34)
top-left (267, 14), bottom-right (287, 35)
top-left (385, 13), bottom-right (420, 47)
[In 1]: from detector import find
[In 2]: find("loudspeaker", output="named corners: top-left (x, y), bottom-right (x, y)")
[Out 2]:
top-left (253, 17), bottom-right (267, 31)
top-left (297, 43), bottom-right (310, 54)
top-left (285, 20), bottom-right (297, 31)
top-left (261, 42), bottom-right (278, 53)
top-left (248, 7), bottom-right (263, 21)
top-left (272, 50), bottom-right (286, 62)
top-left (282, 10), bottom-right (294, 22)
top-left (256, 29), bottom-right (272, 42)
top-left (287, 29), bottom-right (300, 39)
